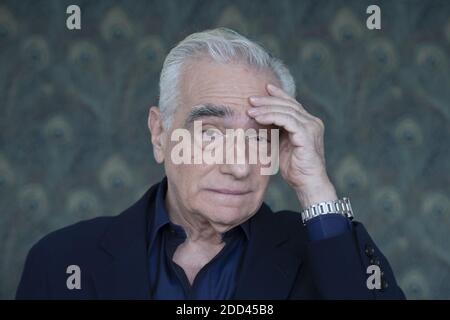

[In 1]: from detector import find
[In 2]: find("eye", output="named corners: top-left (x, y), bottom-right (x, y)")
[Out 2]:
top-left (247, 134), bottom-right (270, 143)
top-left (202, 128), bottom-right (223, 140)
top-left (257, 135), bottom-right (269, 143)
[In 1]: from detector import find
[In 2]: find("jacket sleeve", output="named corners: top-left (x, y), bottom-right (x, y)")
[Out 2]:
top-left (306, 221), bottom-right (406, 299)
top-left (16, 242), bottom-right (49, 299)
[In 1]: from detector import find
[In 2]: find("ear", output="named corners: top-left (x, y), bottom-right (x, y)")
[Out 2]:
top-left (148, 106), bottom-right (166, 163)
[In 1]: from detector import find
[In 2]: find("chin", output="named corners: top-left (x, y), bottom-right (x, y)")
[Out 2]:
top-left (199, 202), bottom-right (256, 227)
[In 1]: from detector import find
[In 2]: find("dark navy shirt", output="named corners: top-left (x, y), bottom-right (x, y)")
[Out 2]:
top-left (147, 177), bottom-right (351, 299)
top-left (148, 178), bottom-right (250, 299)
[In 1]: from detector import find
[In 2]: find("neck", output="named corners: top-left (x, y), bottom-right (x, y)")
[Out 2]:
top-left (165, 187), bottom-right (225, 245)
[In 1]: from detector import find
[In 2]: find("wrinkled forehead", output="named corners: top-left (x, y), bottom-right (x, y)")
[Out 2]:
top-left (180, 58), bottom-right (278, 106)
top-left (175, 58), bottom-right (279, 127)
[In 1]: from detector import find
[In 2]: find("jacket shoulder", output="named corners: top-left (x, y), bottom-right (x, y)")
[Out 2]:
top-left (34, 216), bottom-right (112, 249)
top-left (31, 215), bottom-right (115, 260)
top-left (16, 215), bottom-right (118, 299)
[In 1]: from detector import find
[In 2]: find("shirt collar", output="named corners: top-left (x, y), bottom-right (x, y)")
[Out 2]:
top-left (149, 177), bottom-right (251, 245)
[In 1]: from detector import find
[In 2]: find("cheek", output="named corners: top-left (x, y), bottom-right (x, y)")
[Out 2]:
top-left (252, 165), bottom-right (271, 184)
top-left (165, 161), bottom-right (212, 196)
top-left (252, 175), bottom-right (271, 199)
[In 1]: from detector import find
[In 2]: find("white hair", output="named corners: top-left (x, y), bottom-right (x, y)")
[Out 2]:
top-left (158, 27), bottom-right (296, 129)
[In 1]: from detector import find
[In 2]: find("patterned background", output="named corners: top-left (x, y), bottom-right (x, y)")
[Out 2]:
top-left (0, 0), bottom-right (449, 299)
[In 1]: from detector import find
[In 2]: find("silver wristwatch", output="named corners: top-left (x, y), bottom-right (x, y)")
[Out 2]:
top-left (301, 197), bottom-right (354, 225)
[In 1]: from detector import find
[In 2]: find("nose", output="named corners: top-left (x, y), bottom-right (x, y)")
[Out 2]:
top-left (219, 130), bottom-right (251, 179)
top-left (219, 162), bottom-right (251, 179)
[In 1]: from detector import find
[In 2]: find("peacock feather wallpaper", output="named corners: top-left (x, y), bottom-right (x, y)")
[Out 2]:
top-left (0, 0), bottom-right (449, 299)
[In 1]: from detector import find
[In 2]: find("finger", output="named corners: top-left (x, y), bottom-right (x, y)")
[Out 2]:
top-left (252, 111), bottom-right (303, 134)
top-left (267, 83), bottom-right (296, 102)
top-left (266, 84), bottom-right (313, 117)
top-left (250, 95), bottom-right (297, 108)
top-left (249, 95), bottom-right (311, 116)
top-left (247, 105), bottom-right (308, 124)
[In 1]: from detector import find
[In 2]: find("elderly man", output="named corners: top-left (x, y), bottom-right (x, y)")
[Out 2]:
top-left (16, 28), bottom-right (405, 299)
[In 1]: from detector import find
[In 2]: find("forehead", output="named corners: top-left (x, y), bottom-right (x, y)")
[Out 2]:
top-left (179, 58), bottom-right (278, 114)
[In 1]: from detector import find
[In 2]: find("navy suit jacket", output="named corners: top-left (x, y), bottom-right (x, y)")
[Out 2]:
top-left (16, 181), bottom-right (405, 299)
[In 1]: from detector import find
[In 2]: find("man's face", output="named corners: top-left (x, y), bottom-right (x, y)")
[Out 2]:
top-left (155, 58), bottom-right (279, 232)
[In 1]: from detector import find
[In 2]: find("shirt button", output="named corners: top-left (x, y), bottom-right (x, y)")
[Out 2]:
top-left (369, 257), bottom-right (380, 266)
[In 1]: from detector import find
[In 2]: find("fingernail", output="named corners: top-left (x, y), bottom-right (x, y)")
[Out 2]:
top-left (249, 96), bottom-right (259, 102)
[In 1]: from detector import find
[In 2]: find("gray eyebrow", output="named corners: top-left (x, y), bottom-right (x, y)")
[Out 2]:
top-left (185, 104), bottom-right (235, 127)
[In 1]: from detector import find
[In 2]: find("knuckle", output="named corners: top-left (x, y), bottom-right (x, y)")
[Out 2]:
top-left (313, 117), bottom-right (325, 129)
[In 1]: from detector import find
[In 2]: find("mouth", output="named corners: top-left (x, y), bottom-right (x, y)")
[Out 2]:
top-left (205, 188), bottom-right (252, 196)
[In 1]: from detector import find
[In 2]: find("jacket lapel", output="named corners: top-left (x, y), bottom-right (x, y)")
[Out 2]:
top-left (90, 181), bottom-right (304, 299)
top-left (234, 203), bottom-right (304, 299)
top-left (91, 184), bottom-right (159, 299)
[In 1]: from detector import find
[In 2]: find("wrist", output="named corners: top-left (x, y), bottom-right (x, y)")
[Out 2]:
top-left (295, 181), bottom-right (338, 209)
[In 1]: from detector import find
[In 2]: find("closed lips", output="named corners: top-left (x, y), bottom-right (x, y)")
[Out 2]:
top-left (206, 188), bottom-right (251, 195)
